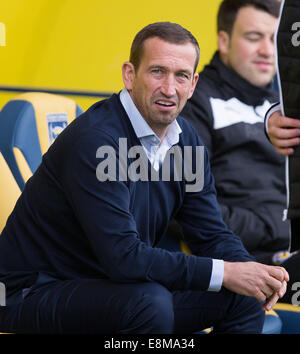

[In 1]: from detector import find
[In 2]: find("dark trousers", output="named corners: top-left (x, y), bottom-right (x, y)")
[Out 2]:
top-left (0, 277), bottom-right (264, 334)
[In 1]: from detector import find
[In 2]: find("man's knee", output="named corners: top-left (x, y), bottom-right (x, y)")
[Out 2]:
top-left (120, 282), bottom-right (174, 334)
top-left (220, 290), bottom-right (265, 333)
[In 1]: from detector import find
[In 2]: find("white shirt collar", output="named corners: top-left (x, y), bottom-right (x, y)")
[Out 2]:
top-left (119, 88), bottom-right (182, 145)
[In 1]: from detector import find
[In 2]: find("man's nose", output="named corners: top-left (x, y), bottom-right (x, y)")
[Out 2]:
top-left (160, 75), bottom-right (176, 97)
top-left (258, 37), bottom-right (275, 57)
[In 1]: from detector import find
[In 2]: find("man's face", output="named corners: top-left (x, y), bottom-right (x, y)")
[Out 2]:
top-left (219, 6), bottom-right (278, 87)
top-left (122, 37), bottom-right (198, 138)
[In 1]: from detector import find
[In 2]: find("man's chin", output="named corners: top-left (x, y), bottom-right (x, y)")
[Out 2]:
top-left (154, 111), bottom-right (179, 124)
top-left (248, 74), bottom-right (274, 88)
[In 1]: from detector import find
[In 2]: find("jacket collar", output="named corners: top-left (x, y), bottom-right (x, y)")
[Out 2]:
top-left (205, 51), bottom-right (278, 106)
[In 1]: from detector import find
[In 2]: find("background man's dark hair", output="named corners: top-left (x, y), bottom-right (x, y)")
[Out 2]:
top-left (217, 0), bottom-right (281, 35)
top-left (129, 22), bottom-right (200, 73)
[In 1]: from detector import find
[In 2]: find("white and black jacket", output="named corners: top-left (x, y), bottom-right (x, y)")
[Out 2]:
top-left (181, 51), bottom-right (289, 263)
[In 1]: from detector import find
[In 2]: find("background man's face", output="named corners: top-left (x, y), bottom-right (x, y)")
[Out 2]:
top-left (219, 6), bottom-right (278, 87)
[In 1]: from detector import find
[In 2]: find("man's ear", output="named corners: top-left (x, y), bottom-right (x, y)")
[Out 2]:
top-left (122, 62), bottom-right (136, 91)
top-left (188, 73), bottom-right (199, 99)
top-left (218, 30), bottom-right (230, 61)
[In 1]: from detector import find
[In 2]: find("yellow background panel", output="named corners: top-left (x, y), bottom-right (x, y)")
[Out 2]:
top-left (0, 0), bottom-right (221, 111)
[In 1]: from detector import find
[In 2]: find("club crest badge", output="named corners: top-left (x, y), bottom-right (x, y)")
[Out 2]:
top-left (46, 113), bottom-right (68, 144)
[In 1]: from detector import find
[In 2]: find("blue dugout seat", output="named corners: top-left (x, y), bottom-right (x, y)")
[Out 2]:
top-left (273, 303), bottom-right (300, 334)
top-left (0, 92), bottom-right (83, 190)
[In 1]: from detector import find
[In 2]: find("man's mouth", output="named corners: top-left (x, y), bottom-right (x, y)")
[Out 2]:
top-left (155, 100), bottom-right (176, 108)
top-left (156, 100), bottom-right (174, 106)
top-left (253, 61), bottom-right (273, 71)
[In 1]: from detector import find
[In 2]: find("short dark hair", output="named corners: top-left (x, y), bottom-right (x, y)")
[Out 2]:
top-left (129, 22), bottom-right (200, 73)
top-left (217, 0), bottom-right (281, 35)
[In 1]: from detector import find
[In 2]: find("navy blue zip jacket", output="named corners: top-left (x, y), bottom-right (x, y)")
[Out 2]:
top-left (0, 93), bottom-right (253, 302)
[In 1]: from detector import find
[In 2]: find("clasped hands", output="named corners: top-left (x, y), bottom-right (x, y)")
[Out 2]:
top-left (223, 261), bottom-right (289, 311)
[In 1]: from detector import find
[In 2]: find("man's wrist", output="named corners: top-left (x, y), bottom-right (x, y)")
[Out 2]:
top-left (208, 259), bottom-right (224, 292)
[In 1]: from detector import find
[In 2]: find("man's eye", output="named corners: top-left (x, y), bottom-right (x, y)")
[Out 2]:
top-left (245, 35), bottom-right (261, 42)
top-left (177, 73), bottom-right (189, 79)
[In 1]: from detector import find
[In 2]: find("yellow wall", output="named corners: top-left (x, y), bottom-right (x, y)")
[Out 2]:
top-left (0, 0), bottom-right (221, 111)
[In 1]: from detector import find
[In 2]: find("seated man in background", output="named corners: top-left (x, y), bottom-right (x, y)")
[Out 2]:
top-left (179, 0), bottom-right (291, 265)
top-left (0, 22), bottom-right (288, 334)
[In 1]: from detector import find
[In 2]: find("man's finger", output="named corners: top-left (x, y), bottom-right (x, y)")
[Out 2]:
top-left (269, 266), bottom-right (289, 282)
top-left (269, 136), bottom-right (298, 152)
top-left (268, 112), bottom-right (297, 130)
top-left (265, 276), bottom-right (283, 293)
top-left (262, 292), bottom-right (279, 311)
top-left (279, 116), bottom-right (300, 129)
top-left (272, 129), bottom-right (300, 140)
top-left (274, 147), bottom-right (295, 156)
top-left (261, 280), bottom-right (287, 311)
top-left (278, 280), bottom-right (287, 298)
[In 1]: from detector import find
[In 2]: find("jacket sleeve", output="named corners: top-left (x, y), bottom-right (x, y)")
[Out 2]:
top-left (264, 102), bottom-right (281, 140)
top-left (182, 93), bottom-right (272, 252)
top-left (174, 133), bottom-right (254, 263)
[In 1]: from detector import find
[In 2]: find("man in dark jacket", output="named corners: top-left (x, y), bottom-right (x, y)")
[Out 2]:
top-left (265, 0), bottom-right (300, 304)
top-left (0, 22), bottom-right (288, 334)
top-left (180, 0), bottom-right (291, 265)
